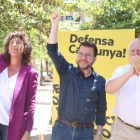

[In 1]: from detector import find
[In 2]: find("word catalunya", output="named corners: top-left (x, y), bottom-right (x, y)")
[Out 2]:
top-left (70, 34), bottom-right (114, 46)
top-left (69, 46), bottom-right (126, 59)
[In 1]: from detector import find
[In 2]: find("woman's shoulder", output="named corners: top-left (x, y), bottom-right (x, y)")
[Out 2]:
top-left (25, 65), bottom-right (38, 84)
top-left (0, 53), bottom-right (4, 62)
top-left (26, 64), bottom-right (38, 75)
top-left (0, 53), bottom-right (3, 58)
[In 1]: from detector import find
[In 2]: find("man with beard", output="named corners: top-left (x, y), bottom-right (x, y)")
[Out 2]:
top-left (47, 11), bottom-right (107, 140)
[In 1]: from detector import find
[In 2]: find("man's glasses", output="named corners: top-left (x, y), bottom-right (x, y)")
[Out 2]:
top-left (129, 49), bottom-right (140, 55)
top-left (78, 52), bottom-right (92, 59)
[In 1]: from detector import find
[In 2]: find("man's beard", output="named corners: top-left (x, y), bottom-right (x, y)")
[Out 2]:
top-left (76, 60), bottom-right (94, 70)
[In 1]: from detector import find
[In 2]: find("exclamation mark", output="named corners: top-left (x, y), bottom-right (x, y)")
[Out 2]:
top-left (123, 49), bottom-right (126, 58)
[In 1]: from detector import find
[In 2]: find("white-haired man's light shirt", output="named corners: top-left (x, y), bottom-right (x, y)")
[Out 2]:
top-left (106, 64), bottom-right (140, 127)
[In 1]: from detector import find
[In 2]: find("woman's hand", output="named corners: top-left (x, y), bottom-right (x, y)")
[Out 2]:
top-left (21, 131), bottom-right (30, 140)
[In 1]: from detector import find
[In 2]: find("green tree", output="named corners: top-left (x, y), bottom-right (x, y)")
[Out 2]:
top-left (0, 0), bottom-right (65, 59)
top-left (0, 0), bottom-right (82, 58)
top-left (79, 0), bottom-right (140, 38)
top-left (0, 0), bottom-right (82, 76)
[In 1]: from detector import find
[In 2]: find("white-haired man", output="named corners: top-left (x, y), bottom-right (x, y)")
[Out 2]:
top-left (105, 38), bottom-right (140, 140)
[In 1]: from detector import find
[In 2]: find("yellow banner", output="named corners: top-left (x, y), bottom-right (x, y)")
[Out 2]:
top-left (52, 29), bottom-right (135, 139)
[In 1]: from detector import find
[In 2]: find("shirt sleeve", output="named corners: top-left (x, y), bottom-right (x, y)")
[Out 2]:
top-left (106, 67), bottom-right (122, 83)
top-left (105, 66), bottom-right (122, 95)
top-left (25, 67), bottom-right (38, 131)
top-left (95, 77), bottom-right (107, 126)
top-left (47, 43), bottom-right (70, 76)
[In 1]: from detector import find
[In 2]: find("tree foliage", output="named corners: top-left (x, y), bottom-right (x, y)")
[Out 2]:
top-left (0, 0), bottom-right (67, 60)
top-left (0, 0), bottom-right (85, 74)
top-left (1, 0), bottom-right (139, 60)
top-left (79, 0), bottom-right (140, 38)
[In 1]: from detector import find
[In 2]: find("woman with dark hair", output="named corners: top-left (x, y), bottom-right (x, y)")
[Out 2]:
top-left (0, 31), bottom-right (38, 140)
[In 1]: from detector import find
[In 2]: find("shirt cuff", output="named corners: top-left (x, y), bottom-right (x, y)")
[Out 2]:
top-left (96, 117), bottom-right (106, 126)
top-left (47, 43), bottom-right (58, 52)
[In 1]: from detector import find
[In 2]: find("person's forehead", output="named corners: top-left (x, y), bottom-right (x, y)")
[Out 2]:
top-left (10, 36), bottom-right (22, 41)
top-left (79, 45), bottom-right (94, 52)
top-left (129, 41), bottom-right (140, 49)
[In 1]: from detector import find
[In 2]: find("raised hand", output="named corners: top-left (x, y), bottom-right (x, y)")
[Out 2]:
top-left (51, 11), bottom-right (61, 25)
top-left (130, 55), bottom-right (140, 75)
top-left (48, 11), bottom-right (61, 44)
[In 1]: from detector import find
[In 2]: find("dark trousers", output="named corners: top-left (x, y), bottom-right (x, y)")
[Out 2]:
top-left (0, 123), bottom-right (8, 140)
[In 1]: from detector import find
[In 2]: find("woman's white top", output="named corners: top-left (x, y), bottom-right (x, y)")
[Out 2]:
top-left (0, 67), bottom-right (18, 126)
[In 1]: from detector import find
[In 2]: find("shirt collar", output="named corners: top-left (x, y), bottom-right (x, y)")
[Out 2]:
top-left (76, 67), bottom-right (95, 78)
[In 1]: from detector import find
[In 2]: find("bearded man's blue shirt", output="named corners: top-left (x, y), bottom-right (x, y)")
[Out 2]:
top-left (47, 43), bottom-right (107, 126)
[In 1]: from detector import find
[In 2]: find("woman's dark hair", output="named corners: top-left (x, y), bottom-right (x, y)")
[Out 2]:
top-left (3, 31), bottom-right (32, 64)
top-left (79, 41), bottom-right (97, 57)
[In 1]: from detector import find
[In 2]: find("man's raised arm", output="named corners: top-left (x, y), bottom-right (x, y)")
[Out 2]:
top-left (48, 12), bottom-right (61, 44)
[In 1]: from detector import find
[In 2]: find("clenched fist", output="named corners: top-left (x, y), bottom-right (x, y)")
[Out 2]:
top-left (51, 11), bottom-right (61, 25)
